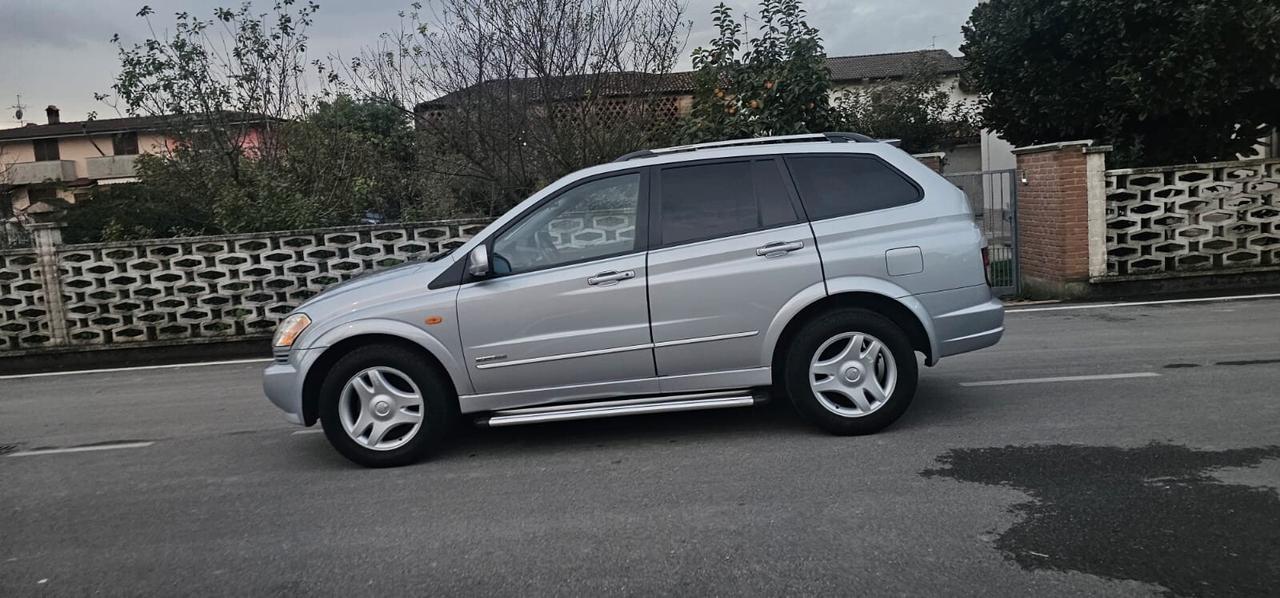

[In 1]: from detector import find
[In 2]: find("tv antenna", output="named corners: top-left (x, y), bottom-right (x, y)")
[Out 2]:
top-left (10, 94), bottom-right (26, 122)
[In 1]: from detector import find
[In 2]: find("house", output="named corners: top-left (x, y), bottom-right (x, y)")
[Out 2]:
top-left (0, 107), bottom-right (176, 220)
top-left (415, 49), bottom-right (1016, 174)
top-left (0, 108), bottom-right (274, 228)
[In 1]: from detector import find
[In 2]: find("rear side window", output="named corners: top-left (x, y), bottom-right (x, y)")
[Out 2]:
top-left (657, 159), bottom-right (797, 246)
top-left (785, 155), bottom-right (922, 220)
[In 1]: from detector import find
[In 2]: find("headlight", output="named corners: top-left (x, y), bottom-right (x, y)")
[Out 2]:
top-left (273, 313), bottom-right (312, 348)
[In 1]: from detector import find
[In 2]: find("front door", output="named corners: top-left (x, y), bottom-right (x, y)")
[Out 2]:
top-left (457, 171), bottom-right (655, 400)
top-left (646, 157), bottom-right (824, 388)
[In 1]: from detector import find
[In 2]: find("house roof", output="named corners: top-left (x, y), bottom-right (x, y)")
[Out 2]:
top-left (0, 111), bottom-right (274, 142)
top-left (826, 49), bottom-right (965, 81)
top-left (416, 49), bottom-right (964, 110)
top-left (417, 71), bottom-right (697, 109)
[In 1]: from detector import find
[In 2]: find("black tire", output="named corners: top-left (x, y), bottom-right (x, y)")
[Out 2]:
top-left (318, 343), bottom-right (455, 468)
top-left (783, 308), bottom-right (919, 435)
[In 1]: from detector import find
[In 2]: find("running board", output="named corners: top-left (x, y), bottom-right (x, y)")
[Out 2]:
top-left (477, 390), bottom-right (766, 427)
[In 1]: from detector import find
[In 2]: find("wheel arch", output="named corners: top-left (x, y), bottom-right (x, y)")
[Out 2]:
top-left (299, 328), bottom-right (466, 426)
top-left (766, 282), bottom-right (939, 386)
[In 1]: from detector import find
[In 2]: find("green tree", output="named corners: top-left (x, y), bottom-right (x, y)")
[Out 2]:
top-left (962, 0), bottom-right (1280, 166)
top-left (832, 55), bottom-right (980, 154)
top-left (681, 0), bottom-right (836, 143)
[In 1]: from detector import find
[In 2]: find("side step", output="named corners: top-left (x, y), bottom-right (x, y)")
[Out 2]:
top-left (477, 389), bottom-right (767, 427)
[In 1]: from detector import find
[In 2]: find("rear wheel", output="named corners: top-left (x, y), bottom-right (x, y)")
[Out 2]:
top-left (783, 308), bottom-right (918, 435)
top-left (318, 344), bottom-right (454, 467)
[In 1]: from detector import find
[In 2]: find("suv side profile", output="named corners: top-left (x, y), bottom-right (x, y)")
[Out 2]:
top-left (263, 133), bottom-right (1004, 467)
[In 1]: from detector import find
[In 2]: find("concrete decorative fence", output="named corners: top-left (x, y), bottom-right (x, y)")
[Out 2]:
top-left (1104, 159), bottom-right (1280, 276)
top-left (1012, 140), bottom-right (1280, 297)
top-left (0, 250), bottom-right (50, 350)
top-left (0, 208), bottom-right (642, 355)
top-left (0, 220), bottom-right (489, 353)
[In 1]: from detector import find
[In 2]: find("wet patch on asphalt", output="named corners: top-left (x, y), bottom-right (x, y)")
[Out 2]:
top-left (923, 443), bottom-right (1280, 597)
top-left (1215, 358), bottom-right (1280, 366)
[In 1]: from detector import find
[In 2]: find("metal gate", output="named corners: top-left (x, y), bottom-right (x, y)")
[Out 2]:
top-left (944, 169), bottom-right (1019, 296)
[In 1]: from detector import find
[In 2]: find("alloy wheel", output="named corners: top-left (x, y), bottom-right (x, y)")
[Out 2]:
top-left (338, 366), bottom-right (426, 451)
top-left (808, 331), bottom-right (898, 418)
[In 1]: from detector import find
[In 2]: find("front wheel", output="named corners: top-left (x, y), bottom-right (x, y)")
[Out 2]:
top-left (783, 308), bottom-right (919, 435)
top-left (318, 344), bottom-right (455, 467)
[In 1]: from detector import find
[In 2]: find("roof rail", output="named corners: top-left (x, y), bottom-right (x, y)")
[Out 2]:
top-left (612, 131), bottom-right (877, 162)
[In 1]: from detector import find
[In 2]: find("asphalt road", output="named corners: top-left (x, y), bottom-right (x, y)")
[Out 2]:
top-left (2, 295), bottom-right (1279, 597)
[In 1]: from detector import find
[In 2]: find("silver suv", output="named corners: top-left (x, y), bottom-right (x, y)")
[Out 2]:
top-left (263, 133), bottom-right (1004, 467)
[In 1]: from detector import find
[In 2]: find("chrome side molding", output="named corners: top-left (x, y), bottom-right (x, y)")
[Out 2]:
top-left (477, 390), bottom-right (766, 427)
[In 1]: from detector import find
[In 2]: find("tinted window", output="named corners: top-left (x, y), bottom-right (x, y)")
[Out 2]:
top-left (786, 155), bottom-right (921, 220)
top-left (658, 159), bottom-right (796, 246)
top-left (492, 173), bottom-right (640, 275)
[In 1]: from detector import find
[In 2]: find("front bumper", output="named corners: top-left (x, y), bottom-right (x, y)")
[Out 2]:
top-left (262, 349), bottom-right (311, 425)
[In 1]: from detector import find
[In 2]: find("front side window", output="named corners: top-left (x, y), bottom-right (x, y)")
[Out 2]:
top-left (785, 155), bottom-right (922, 220)
top-left (32, 138), bottom-right (59, 161)
top-left (491, 173), bottom-right (640, 275)
top-left (656, 159), bottom-right (798, 247)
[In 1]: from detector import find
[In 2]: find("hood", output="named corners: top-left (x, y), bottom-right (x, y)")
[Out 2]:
top-left (295, 257), bottom-right (449, 314)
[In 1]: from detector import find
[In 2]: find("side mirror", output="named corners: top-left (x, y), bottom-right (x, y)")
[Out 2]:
top-left (468, 245), bottom-right (490, 277)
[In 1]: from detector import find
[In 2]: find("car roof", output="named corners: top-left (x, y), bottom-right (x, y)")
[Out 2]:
top-left (573, 134), bottom-right (906, 180)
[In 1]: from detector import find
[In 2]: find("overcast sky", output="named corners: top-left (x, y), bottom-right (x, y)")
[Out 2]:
top-left (0, 0), bottom-right (981, 127)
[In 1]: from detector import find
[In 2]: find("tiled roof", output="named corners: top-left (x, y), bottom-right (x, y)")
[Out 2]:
top-left (416, 50), bottom-right (964, 110)
top-left (0, 111), bottom-right (273, 142)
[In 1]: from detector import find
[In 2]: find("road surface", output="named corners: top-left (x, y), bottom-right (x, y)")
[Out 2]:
top-left (2, 295), bottom-right (1278, 596)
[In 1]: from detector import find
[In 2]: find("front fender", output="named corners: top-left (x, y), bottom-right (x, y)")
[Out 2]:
top-left (760, 276), bottom-right (941, 367)
top-left (300, 317), bottom-right (474, 396)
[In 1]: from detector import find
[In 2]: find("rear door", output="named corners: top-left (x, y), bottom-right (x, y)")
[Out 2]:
top-left (646, 157), bottom-right (823, 388)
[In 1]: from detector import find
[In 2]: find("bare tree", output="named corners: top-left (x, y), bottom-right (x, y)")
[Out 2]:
top-left (342, 0), bottom-right (690, 215)
top-left (105, 1), bottom-right (320, 178)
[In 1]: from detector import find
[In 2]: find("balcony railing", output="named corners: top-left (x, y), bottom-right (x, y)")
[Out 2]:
top-left (85, 154), bottom-right (140, 179)
top-left (6, 160), bottom-right (77, 185)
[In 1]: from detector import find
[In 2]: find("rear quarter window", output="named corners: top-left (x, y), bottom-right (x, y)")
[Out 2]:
top-left (785, 155), bottom-right (922, 220)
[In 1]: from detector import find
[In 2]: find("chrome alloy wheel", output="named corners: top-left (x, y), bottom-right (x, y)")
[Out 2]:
top-left (338, 366), bottom-right (426, 451)
top-left (809, 331), bottom-right (898, 418)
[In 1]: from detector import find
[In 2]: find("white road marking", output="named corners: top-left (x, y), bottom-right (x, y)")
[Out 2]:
top-left (1006, 293), bottom-right (1280, 313)
top-left (0, 358), bottom-right (272, 381)
top-left (959, 372), bottom-right (1161, 387)
top-left (291, 429), bottom-right (324, 435)
top-left (7, 441), bottom-right (155, 457)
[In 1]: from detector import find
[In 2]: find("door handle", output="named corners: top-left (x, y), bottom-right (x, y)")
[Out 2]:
top-left (756, 240), bottom-right (804, 257)
top-left (587, 269), bottom-right (636, 286)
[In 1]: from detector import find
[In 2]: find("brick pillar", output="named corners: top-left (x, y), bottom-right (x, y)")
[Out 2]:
top-left (1011, 140), bottom-right (1111, 298)
top-left (912, 152), bottom-right (946, 174)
